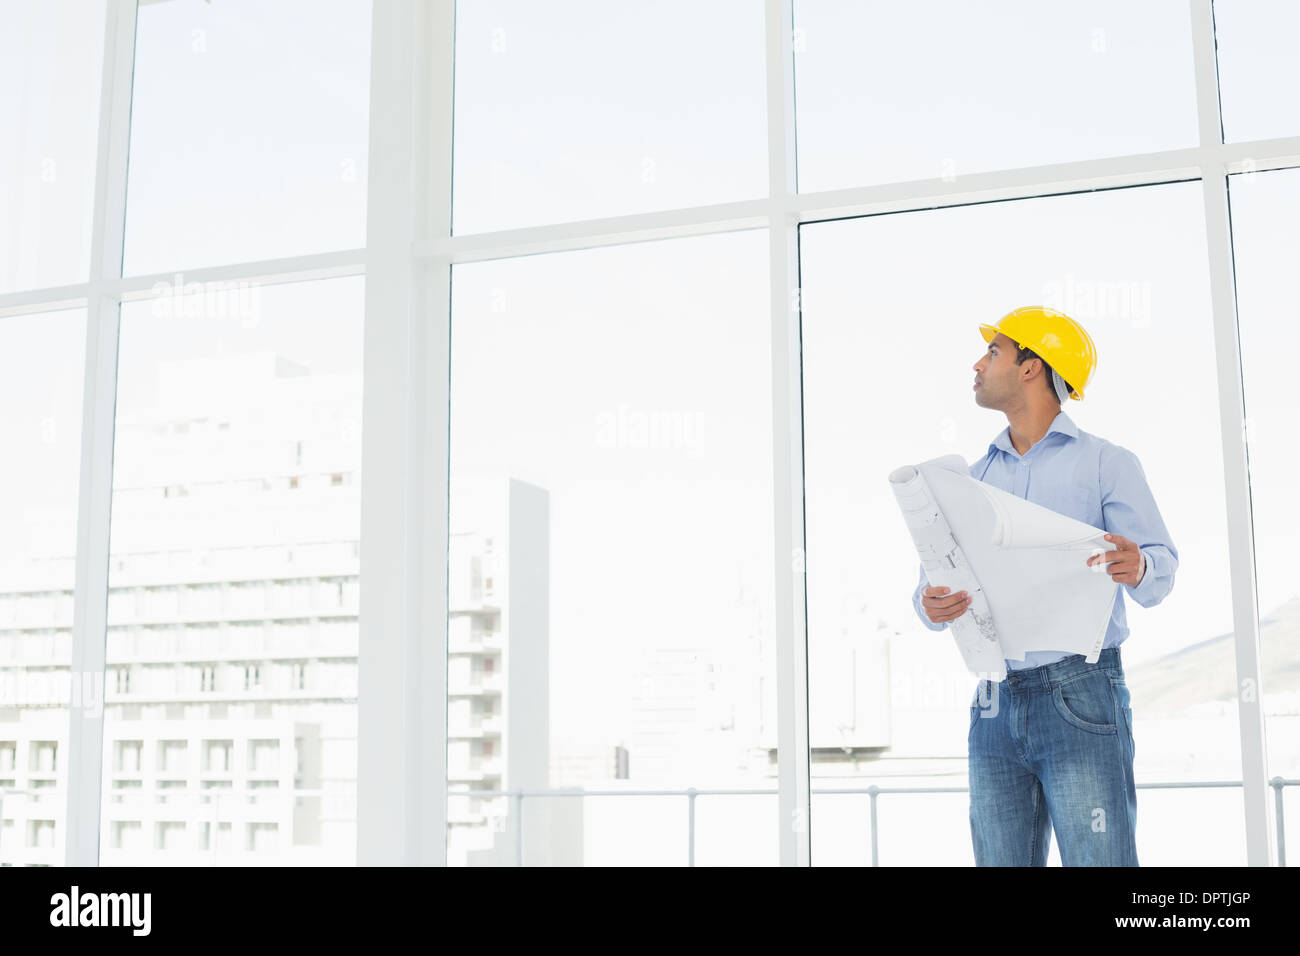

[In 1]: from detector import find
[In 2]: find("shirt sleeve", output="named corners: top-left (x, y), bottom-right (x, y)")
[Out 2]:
top-left (1100, 443), bottom-right (1178, 608)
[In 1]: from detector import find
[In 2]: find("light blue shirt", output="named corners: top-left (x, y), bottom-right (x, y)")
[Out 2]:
top-left (910, 409), bottom-right (1178, 670)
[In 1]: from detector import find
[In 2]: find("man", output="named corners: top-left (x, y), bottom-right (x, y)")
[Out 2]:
top-left (911, 305), bottom-right (1178, 866)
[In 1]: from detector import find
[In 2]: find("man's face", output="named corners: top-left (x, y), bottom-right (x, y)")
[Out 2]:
top-left (972, 332), bottom-right (1022, 410)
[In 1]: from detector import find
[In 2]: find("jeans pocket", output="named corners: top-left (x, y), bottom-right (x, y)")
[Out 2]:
top-left (1110, 676), bottom-right (1135, 756)
top-left (1052, 671), bottom-right (1118, 735)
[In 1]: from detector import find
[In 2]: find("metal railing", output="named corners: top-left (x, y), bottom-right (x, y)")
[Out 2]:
top-left (3, 777), bottom-right (1294, 865)
top-left (462, 776), bottom-right (1297, 866)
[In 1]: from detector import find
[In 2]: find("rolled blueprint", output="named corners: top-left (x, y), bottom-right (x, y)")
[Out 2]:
top-left (890, 458), bottom-right (1006, 678)
top-left (890, 454), bottom-right (1119, 680)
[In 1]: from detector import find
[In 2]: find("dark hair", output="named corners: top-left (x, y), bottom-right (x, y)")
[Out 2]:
top-left (1015, 344), bottom-right (1075, 400)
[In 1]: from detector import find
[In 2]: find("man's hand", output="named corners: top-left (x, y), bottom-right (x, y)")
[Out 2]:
top-left (921, 585), bottom-right (971, 625)
top-left (1087, 532), bottom-right (1145, 586)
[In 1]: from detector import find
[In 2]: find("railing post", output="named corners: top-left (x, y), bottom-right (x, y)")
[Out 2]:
top-left (868, 785), bottom-right (879, 867)
top-left (514, 791), bottom-right (524, 867)
top-left (1271, 777), bottom-right (1285, 867)
top-left (211, 789), bottom-right (220, 864)
top-left (687, 788), bottom-right (697, 867)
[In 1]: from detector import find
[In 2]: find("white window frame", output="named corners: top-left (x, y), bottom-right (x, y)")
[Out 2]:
top-left (0, 0), bottom-right (1283, 867)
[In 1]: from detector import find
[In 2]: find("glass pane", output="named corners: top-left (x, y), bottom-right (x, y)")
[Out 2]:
top-left (801, 181), bottom-right (1245, 865)
top-left (100, 276), bottom-right (363, 864)
top-left (0, 308), bottom-right (86, 865)
top-left (794, 0), bottom-right (1198, 193)
top-left (1227, 166), bottom-right (1300, 819)
top-left (451, 0), bottom-right (767, 235)
top-left (122, 0), bottom-right (371, 275)
top-left (0, 1), bottom-right (105, 294)
top-left (448, 231), bottom-right (777, 865)
top-left (1214, 0), bottom-right (1300, 143)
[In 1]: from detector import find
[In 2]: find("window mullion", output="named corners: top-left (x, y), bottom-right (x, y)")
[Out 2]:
top-left (65, 0), bottom-right (137, 867)
top-left (766, 0), bottom-right (810, 868)
top-left (1191, 0), bottom-right (1273, 867)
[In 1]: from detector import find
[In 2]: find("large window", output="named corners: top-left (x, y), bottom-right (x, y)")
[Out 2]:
top-left (1228, 166), bottom-right (1300, 862)
top-left (451, 0), bottom-right (768, 234)
top-left (0, 310), bottom-right (86, 865)
top-left (0, 2), bottom-right (104, 294)
top-left (0, 0), bottom-right (369, 866)
top-left (447, 231), bottom-right (777, 865)
top-left (793, 0), bottom-right (1198, 192)
top-left (122, 0), bottom-right (370, 275)
top-left (1213, 0), bottom-right (1300, 144)
top-left (100, 277), bottom-right (363, 864)
top-left (2, 0), bottom-right (1294, 868)
top-left (801, 182), bottom-right (1243, 864)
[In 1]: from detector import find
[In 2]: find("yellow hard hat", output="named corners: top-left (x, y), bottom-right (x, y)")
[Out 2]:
top-left (978, 306), bottom-right (1097, 401)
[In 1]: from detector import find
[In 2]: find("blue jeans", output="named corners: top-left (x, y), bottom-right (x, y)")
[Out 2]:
top-left (968, 646), bottom-right (1138, 866)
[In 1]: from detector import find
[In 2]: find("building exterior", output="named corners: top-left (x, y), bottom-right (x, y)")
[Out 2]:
top-left (0, 353), bottom-right (568, 864)
top-left (447, 476), bottom-right (578, 866)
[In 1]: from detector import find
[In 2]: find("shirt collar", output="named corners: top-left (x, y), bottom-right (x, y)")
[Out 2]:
top-left (989, 409), bottom-right (1078, 458)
